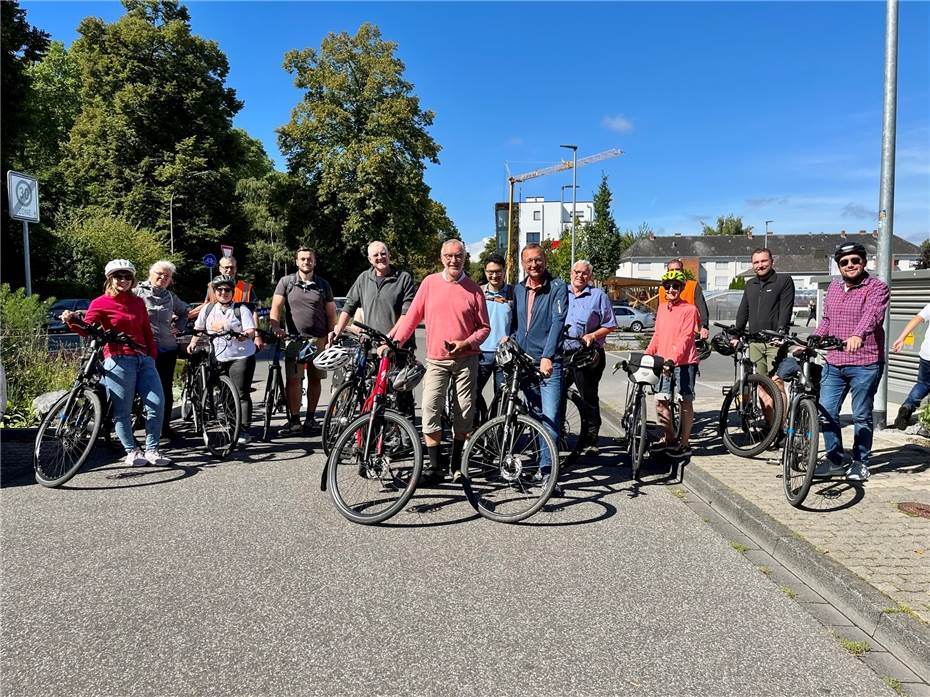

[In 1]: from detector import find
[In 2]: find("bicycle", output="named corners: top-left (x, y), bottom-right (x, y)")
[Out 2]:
top-left (179, 329), bottom-right (242, 458)
top-left (460, 341), bottom-right (560, 523)
top-left (559, 345), bottom-right (599, 461)
top-left (34, 318), bottom-right (145, 487)
top-left (616, 352), bottom-right (676, 480)
top-left (760, 331), bottom-right (845, 507)
top-left (321, 331), bottom-right (375, 455)
top-left (322, 321), bottom-right (423, 525)
top-left (713, 322), bottom-right (785, 458)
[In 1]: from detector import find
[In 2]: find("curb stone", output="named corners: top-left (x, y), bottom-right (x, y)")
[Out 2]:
top-left (683, 460), bottom-right (930, 684)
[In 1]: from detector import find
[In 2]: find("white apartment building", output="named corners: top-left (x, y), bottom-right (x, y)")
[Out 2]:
top-left (517, 197), bottom-right (594, 248)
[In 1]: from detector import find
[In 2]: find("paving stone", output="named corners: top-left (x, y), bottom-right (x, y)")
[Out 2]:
top-left (802, 601), bottom-right (854, 627)
top-left (860, 650), bottom-right (923, 684)
top-left (899, 683), bottom-right (930, 697)
top-left (828, 625), bottom-right (887, 652)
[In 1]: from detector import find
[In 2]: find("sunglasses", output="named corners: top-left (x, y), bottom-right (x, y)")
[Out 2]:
top-left (838, 257), bottom-right (863, 268)
top-left (662, 282), bottom-right (683, 291)
top-left (214, 286), bottom-right (233, 293)
top-left (112, 272), bottom-right (134, 281)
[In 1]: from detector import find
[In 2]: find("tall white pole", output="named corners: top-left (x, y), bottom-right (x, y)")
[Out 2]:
top-left (570, 149), bottom-right (577, 266)
top-left (875, 0), bottom-right (898, 429)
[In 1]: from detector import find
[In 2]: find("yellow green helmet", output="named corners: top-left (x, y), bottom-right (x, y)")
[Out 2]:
top-left (661, 270), bottom-right (686, 285)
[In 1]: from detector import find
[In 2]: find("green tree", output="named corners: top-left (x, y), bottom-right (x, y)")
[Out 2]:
top-left (278, 23), bottom-right (455, 284)
top-left (1, 0), bottom-right (50, 288)
top-left (59, 0), bottom-right (245, 292)
top-left (578, 174), bottom-right (623, 278)
top-left (702, 214), bottom-right (753, 236)
top-left (729, 276), bottom-right (747, 290)
top-left (917, 239), bottom-right (930, 270)
top-left (237, 172), bottom-right (290, 294)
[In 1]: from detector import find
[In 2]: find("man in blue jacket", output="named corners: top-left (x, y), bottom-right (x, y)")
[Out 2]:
top-left (510, 243), bottom-right (568, 493)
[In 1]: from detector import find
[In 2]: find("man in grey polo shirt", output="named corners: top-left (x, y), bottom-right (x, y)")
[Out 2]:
top-left (330, 241), bottom-right (417, 413)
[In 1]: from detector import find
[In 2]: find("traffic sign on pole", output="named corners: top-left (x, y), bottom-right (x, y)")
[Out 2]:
top-left (7, 171), bottom-right (40, 223)
top-left (220, 245), bottom-right (234, 258)
top-left (203, 254), bottom-right (218, 268)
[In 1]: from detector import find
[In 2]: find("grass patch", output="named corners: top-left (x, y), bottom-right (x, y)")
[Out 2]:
top-left (758, 565), bottom-right (771, 576)
top-left (730, 542), bottom-right (749, 554)
top-left (882, 676), bottom-right (904, 695)
top-left (780, 585), bottom-right (797, 599)
top-left (882, 604), bottom-right (923, 622)
top-left (671, 488), bottom-right (686, 500)
top-left (839, 638), bottom-right (870, 656)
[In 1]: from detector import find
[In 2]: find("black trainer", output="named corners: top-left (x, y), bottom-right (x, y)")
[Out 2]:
top-left (894, 405), bottom-right (914, 430)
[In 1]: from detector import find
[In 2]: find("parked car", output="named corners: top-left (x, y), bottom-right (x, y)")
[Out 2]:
top-left (334, 296), bottom-right (347, 314)
top-left (611, 305), bottom-right (655, 332)
top-left (47, 299), bottom-right (90, 333)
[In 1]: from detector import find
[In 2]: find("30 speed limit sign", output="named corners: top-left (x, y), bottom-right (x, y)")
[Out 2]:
top-left (7, 171), bottom-right (40, 223)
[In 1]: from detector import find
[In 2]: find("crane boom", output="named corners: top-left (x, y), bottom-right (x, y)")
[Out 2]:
top-left (504, 148), bottom-right (624, 282)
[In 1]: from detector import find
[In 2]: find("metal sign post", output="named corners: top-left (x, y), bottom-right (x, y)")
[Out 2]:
top-left (6, 171), bottom-right (40, 296)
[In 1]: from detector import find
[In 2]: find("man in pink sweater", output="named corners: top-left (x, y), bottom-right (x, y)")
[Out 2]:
top-left (393, 239), bottom-right (490, 483)
top-left (645, 270), bottom-right (700, 459)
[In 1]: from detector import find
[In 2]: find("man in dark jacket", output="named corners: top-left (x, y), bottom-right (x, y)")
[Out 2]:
top-left (733, 247), bottom-right (796, 428)
top-left (509, 243), bottom-right (568, 494)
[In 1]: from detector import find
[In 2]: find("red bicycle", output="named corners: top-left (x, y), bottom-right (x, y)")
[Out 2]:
top-left (321, 322), bottom-right (424, 525)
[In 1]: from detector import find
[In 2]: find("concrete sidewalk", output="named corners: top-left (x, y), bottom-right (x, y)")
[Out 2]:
top-left (598, 356), bottom-right (930, 685)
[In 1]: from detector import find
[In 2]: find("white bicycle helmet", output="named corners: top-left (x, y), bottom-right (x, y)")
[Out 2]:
top-left (313, 345), bottom-right (351, 371)
top-left (627, 352), bottom-right (663, 386)
top-left (392, 360), bottom-right (426, 392)
top-left (104, 259), bottom-right (136, 277)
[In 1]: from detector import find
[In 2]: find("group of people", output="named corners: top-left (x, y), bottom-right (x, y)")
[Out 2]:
top-left (60, 234), bottom-right (927, 492)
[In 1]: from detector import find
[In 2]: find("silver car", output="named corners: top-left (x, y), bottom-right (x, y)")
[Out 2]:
top-left (611, 305), bottom-right (655, 332)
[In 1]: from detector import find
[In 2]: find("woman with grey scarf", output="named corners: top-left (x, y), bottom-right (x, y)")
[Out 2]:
top-left (135, 260), bottom-right (190, 439)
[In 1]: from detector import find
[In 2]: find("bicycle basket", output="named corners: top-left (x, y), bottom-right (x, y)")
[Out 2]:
top-left (627, 352), bottom-right (663, 386)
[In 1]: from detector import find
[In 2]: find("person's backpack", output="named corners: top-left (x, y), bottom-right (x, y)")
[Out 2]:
top-left (202, 302), bottom-right (243, 323)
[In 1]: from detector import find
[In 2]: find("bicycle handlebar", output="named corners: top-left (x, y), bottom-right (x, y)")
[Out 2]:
top-left (70, 316), bottom-right (147, 352)
top-left (350, 321), bottom-right (411, 355)
top-left (758, 330), bottom-right (845, 352)
top-left (191, 328), bottom-right (250, 342)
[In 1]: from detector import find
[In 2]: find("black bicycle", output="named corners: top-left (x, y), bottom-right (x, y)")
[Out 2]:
top-left (460, 341), bottom-right (559, 523)
top-left (616, 353), bottom-right (676, 480)
top-left (713, 322), bottom-right (785, 457)
top-left (34, 318), bottom-right (145, 487)
top-left (321, 332), bottom-right (374, 455)
top-left (559, 345), bottom-right (599, 461)
top-left (760, 331), bottom-right (845, 507)
top-left (179, 330), bottom-right (242, 458)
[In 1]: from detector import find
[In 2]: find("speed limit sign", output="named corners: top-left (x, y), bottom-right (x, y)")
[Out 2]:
top-left (7, 171), bottom-right (40, 223)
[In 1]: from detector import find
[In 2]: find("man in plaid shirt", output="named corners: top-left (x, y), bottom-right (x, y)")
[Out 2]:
top-left (810, 242), bottom-right (890, 482)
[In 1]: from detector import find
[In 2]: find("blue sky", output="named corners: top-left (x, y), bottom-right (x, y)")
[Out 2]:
top-left (22, 1), bottom-right (930, 253)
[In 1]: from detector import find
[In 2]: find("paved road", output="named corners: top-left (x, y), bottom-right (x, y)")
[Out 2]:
top-left (1, 336), bottom-right (896, 696)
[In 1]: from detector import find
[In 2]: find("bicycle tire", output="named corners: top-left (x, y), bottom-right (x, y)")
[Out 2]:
top-left (629, 393), bottom-right (648, 480)
top-left (719, 373), bottom-right (784, 458)
top-left (327, 409), bottom-right (423, 525)
top-left (201, 374), bottom-right (241, 459)
top-left (560, 390), bottom-right (587, 459)
top-left (261, 368), bottom-right (280, 442)
top-left (783, 397), bottom-right (820, 507)
top-left (461, 413), bottom-right (559, 523)
top-left (322, 379), bottom-right (361, 455)
top-left (34, 388), bottom-right (103, 488)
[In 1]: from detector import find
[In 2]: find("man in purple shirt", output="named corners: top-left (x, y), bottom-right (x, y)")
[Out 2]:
top-left (811, 242), bottom-right (890, 482)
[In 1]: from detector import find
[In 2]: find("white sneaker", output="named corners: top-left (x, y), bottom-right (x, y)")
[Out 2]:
top-left (144, 449), bottom-right (171, 466)
top-left (845, 461), bottom-right (870, 482)
top-left (237, 432), bottom-right (252, 446)
top-left (125, 449), bottom-right (147, 467)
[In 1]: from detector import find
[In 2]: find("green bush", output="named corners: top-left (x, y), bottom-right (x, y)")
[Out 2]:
top-left (729, 277), bottom-right (746, 290)
top-left (918, 403), bottom-right (930, 429)
top-left (0, 285), bottom-right (80, 427)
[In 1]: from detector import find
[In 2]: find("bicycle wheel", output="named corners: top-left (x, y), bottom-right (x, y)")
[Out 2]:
top-left (201, 375), bottom-right (241, 459)
top-left (559, 390), bottom-right (587, 459)
top-left (719, 373), bottom-right (784, 458)
top-left (628, 394), bottom-right (648, 480)
top-left (783, 398), bottom-right (820, 507)
top-left (322, 379), bottom-right (361, 455)
top-left (327, 409), bottom-right (423, 525)
top-left (461, 414), bottom-right (559, 523)
top-left (261, 369), bottom-right (281, 442)
top-left (34, 388), bottom-right (103, 487)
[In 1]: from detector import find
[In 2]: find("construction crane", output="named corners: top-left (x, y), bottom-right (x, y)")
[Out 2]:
top-left (505, 148), bottom-right (624, 282)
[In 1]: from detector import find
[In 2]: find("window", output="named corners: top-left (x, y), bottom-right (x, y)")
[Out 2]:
top-left (638, 262), bottom-right (651, 272)
top-left (532, 211), bottom-right (541, 221)
top-left (714, 276), bottom-right (729, 289)
top-left (526, 232), bottom-right (541, 245)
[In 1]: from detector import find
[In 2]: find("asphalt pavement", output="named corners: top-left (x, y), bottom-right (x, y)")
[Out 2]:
top-left (0, 331), bottom-right (909, 696)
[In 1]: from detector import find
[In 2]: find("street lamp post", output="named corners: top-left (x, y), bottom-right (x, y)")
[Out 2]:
top-left (764, 219), bottom-right (774, 249)
top-left (560, 184), bottom-right (578, 236)
top-left (560, 144), bottom-right (578, 266)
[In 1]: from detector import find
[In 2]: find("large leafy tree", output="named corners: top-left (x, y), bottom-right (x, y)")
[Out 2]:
top-left (702, 214), bottom-right (753, 236)
top-left (58, 0), bottom-right (246, 293)
top-left (278, 23), bottom-right (458, 284)
top-left (1, 0), bottom-right (49, 288)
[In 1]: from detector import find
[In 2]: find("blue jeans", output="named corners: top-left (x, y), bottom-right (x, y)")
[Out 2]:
top-left (103, 355), bottom-right (165, 453)
top-left (522, 363), bottom-right (562, 471)
top-left (477, 351), bottom-right (504, 393)
top-left (903, 357), bottom-right (930, 410)
top-left (818, 362), bottom-right (882, 467)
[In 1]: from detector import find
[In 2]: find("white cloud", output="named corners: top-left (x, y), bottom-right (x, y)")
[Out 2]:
top-left (602, 115), bottom-right (634, 133)
top-left (467, 236), bottom-right (492, 258)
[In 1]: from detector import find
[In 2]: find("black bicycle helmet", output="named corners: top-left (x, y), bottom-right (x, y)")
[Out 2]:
top-left (710, 331), bottom-right (735, 357)
top-left (211, 274), bottom-right (235, 289)
top-left (696, 338), bottom-right (712, 361)
top-left (833, 242), bottom-right (868, 263)
top-left (568, 345), bottom-right (600, 370)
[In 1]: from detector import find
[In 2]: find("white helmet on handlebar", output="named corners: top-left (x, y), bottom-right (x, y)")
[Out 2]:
top-left (313, 345), bottom-right (351, 371)
top-left (628, 352), bottom-right (663, 386)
